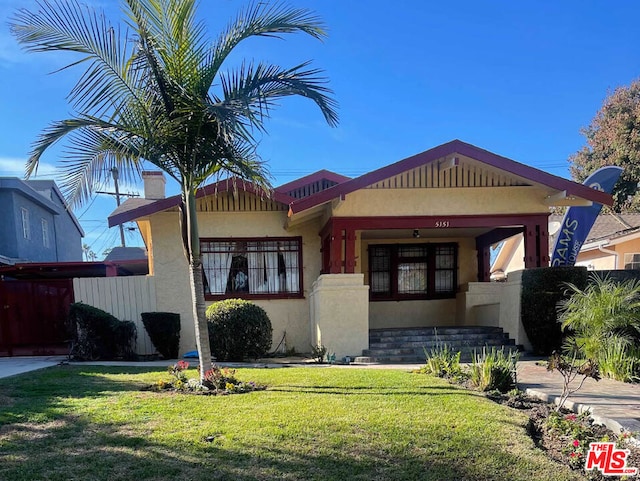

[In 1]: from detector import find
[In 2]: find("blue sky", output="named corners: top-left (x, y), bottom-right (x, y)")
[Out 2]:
top-left (1, 1), bottom-right (640, 256)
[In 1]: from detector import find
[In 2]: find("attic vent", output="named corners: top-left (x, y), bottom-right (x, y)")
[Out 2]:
top-left (287, 179), bottom-right (339, 199)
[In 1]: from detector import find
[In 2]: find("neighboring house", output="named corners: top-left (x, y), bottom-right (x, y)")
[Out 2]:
top-left (0, 178), bottom-right (84, 265)
top-left (108, 140), bottom-right (611, 358)
top-left (491, 213), bottom-right (640, 278)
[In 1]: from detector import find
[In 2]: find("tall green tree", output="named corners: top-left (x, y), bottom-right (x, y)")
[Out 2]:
top-left (569, 79), bottom-right (640, 212)
top-left (11, 0), bottom-right (338, 378)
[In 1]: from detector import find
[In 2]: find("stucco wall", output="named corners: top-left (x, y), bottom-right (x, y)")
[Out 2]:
top-left (150, 210), bottom-right (322, 356)
top-left (0, 191), bottom-right (17, 259)
top-left (332, 187), bottom-right (551, 217)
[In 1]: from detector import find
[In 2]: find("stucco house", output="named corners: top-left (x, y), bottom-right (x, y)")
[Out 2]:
top-left (108, 140), bottom-right (612, 358)
top-left (0, 178), bottom-right (84, 265)
top-left (491, 213), bottom-right (640, 278)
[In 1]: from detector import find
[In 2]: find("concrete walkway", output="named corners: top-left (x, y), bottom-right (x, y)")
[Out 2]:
top-left (517, 360), bottom-right (640, 434)
top-left (0, 356), bottom-right (66, 379)
top-left (2, 356), bottom-right (640, 434)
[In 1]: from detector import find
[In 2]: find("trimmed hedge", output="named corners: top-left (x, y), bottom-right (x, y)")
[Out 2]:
top-left (141, 312), bottom-right (181, 359)
top-left (520, 267), bottom-right (588, 355)
top-left (206, 299), bottom-right (272, 361)
top-left (68, 303), bottom-right (137, 360)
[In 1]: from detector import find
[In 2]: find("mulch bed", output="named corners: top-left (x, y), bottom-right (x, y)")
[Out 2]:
top-left (487, 391), bottom-right (640, 480)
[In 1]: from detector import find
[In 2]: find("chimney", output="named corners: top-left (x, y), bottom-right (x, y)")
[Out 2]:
top-left (142, 171), bottom-right (166, 199)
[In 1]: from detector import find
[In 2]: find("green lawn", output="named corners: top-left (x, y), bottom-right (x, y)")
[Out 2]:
top-left (0, 365), bottom-right (584, 481)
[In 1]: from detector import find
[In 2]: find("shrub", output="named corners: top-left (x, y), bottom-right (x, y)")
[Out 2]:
top-left (520, 267), bottom-right (588, 355)
top-left (206, 299), bottom-right (272, 361)
top-left (422, 343), bottom-right (464, 380)
top-left (141, 312), bottom-right (181, 359)
top-left (68, 303), bottom-right (137, 360)
top-left (559, 275), bottom-right (640, 381)
top-left (469, 346), bottom-right (519, 393)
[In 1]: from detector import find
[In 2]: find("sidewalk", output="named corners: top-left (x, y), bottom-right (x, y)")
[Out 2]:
top-left (517, 360), bottom-right (640, 434)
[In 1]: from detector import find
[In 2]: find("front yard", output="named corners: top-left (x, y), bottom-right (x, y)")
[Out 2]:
top-left (0, 366), bottom-right (585, 481)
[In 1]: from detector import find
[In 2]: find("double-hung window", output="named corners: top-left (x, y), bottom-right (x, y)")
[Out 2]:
top-left (624, 253), bottom-right (640, 270)
top-left (201, 237), bottom-right (303, 299)
top-left (42, 219), bottom-right (50, 248)
top-left (369, 243), bottom-right (457, 300)
top-left (21, 208), bottom-right (30, 240)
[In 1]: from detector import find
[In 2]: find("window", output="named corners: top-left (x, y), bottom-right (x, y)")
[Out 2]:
top-left (201, 238), bottom-right (302, 299)
top-left (21, 208), bottom-right (30, 240)
top-left (369, 243), bottom-right (458, 300)
top-left (42, 219), bottom-right (50, 248)
top-left (624, 253), bottom-right (640, 270)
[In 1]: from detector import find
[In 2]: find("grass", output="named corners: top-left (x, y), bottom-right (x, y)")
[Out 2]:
top-left (0, 365), bottom-right (585, 481)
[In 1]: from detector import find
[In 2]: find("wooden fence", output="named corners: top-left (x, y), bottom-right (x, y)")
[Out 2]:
top-left (73, 277), bottom-right (157, 355)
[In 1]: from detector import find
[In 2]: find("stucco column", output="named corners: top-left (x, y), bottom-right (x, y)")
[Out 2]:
top-left (310, 273), bottom-right (369, 359)
top-left (498, 270), bottom-right (532, 350)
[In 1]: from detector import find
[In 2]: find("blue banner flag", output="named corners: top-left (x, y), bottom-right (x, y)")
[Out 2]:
top-left (550, 166), bottom-right (623, 267)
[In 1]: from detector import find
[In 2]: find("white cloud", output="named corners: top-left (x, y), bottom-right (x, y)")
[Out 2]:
top-left (0, 156), bottom-right (60, 178)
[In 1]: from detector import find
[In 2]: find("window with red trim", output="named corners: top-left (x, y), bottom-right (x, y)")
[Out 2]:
top-left (201, 238), bottom-right (303, 299)
top-left (369, 243), bottom-right (457, 300)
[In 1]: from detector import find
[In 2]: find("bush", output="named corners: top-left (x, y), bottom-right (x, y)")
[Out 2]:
top-left (206, 299), bottom-right (272, 361)
top-left (468, 347), bottom-right (519, 393)
top-left (520, 267), bottom-right (588, 355)
top-left (559, 275), bottom-right (640, 381)
top-left (141, 312), bottom-right (181, 359)
top-left (68, 303), bottom-right (137, 360)
top-left (422, 343), bottom-right (464, 381)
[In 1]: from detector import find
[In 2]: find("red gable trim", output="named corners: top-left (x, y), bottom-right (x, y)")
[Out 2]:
top-left (108, 178), bottom-right (294, 227)
top-left (288, 140), bottom-right (613, 215)
top-left (276, 169), bottom-right (351, 193)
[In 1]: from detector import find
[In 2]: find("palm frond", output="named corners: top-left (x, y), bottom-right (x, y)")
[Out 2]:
top-left (216, 60), bottom-right (338, 130)
top-left (201, 2), bottom-right (327, 93)
top-left (11, 0), bottom-right (142, 117)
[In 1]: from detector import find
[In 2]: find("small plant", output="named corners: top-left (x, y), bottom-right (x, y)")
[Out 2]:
top-left (167, 360), bottom-right (190, 384)
top-left (422, 343), bottom-right (464, 380)
top-left (547, 349), bottom-right (600, 411)
top-left (310, 344), bottom-right (327, 363)
top-left (206, 299), bottom-right (272, 361)
top-left (469, 347), bottom-right (519, 393)
top-left (153, 362), bottom-right (265, 395)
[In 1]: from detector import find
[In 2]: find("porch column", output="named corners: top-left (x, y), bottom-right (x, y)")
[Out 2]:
top-left (523, 221), bottom-right (549, 268)
top-left (476, 244), bottom-right (491, 282)
top-left (329, 222), bottom-right (343, 274)
top-left (344, 228), bottom-right (356, 273)
top-left (309, 274), bottom-right (369, 359)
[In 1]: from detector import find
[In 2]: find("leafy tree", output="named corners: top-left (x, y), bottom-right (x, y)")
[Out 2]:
top-left (11, 0), bottom-right (338, 379)
top-left (569, 79), bottom-right (640, 212)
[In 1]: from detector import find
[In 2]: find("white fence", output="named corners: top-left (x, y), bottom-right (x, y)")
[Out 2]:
top-left (73, 276), bottom-right (158, 355)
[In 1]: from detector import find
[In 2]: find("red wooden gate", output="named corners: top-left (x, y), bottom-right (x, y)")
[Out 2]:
top-left (0, 279), bottom-right (74, 356)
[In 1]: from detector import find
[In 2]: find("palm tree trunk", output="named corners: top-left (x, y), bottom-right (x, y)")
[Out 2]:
top-left (184, 188), bottom-right (213, 379)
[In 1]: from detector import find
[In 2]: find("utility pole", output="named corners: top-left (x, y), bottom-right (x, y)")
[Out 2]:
top-left (95, 167), bottom-right (139, 248)
top-left (112, 167), bottom-right (125, 247)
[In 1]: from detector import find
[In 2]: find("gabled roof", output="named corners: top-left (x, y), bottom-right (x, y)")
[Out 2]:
top-left (287, 140), bottom-right (613, 215)
top-left (109, 177), bottom-right (295, 227)
top-left (108, 140), bottom-right (615, 226)
top-left (0, 178), bottom-right (85, 236)
top-left (277, 170), bottom-right (351, 199)
top-left (583, 213), bottom-right (640, 245)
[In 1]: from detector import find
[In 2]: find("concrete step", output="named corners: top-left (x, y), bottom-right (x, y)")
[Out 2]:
top-left (360, 325), bottom-right (518, 364)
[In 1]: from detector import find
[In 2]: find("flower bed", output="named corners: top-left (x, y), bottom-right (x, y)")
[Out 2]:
top-left (149, 361), bottom-right (266, 395)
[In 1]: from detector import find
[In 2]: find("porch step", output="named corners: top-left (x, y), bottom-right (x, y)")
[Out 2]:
top-left (356, 326), bottom-right (518, 364)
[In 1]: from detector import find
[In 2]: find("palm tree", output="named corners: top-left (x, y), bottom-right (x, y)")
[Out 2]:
top-left (11, 0), bottom-right (338, 378)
